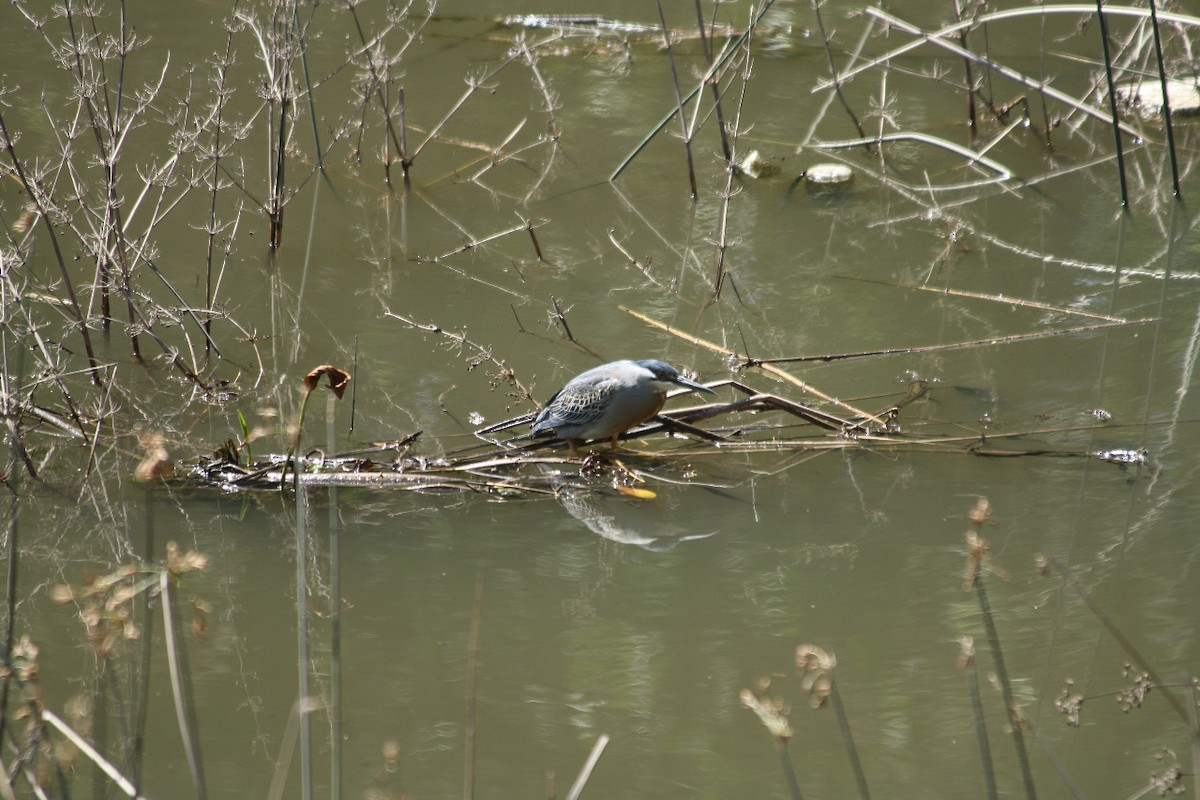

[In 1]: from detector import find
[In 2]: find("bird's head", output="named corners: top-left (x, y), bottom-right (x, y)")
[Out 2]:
top-left (632, 359), bottom-right (716, 395)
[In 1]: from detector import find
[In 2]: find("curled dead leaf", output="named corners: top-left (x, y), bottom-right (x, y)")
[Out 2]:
top-left (303, 365), bottom-right (351, 399)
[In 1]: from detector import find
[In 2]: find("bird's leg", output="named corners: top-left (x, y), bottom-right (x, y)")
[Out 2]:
top-left (609, 435), bottom-right (622, 450)
top-left (565, 437), bottom-right (581, 454)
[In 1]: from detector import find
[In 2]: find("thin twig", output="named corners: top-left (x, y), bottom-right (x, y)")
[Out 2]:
top-left (464, 569), bottom-right (484, 800)
top-left (161, 570), bottom-right (207, 799)
top-left (41, 710), bottom-right (149, 800)
top-left (656, 0), bottom-right (698, 197)
top-left (1094, 0), bottom-right (1129, 209)
top-left (564, 734), bottom-right (610, 800)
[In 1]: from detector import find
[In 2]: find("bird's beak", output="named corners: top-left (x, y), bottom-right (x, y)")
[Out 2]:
top-left (672, 375), bottom-right (716, 395)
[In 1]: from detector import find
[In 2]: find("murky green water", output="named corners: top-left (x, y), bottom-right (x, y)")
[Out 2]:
top-left (3, 1), bottom-right (1199, 798)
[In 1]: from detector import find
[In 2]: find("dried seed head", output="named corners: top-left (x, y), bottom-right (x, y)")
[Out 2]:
top-left (968, 496), bottom-right (991, 526)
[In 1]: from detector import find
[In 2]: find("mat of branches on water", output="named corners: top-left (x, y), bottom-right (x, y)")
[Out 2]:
top-left (191, 375), bottom-right (1149, 495)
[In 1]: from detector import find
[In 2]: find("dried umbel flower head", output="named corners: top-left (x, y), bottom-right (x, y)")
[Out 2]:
top-left (739, 687), bottom-right (793, 740)
top-left (1055, 680), bottom-right (1084, 727)
top-left (968, 496), bottom-right (991, 526)
top-left (166, 541), bottom-right (209, 577)
top-left (795, 644), bottom-right (836, 708)
top-left (134, 430), bottom-right (175, 482)
top-left (957, 636), bottom-right (976, 670)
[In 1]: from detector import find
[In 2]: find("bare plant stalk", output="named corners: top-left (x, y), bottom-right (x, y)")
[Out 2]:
top-left (863, 8), bottom-right (1143, 139)
top-left (293, 2), bottom-right (323, 171)
top-left (271, 88), bottom-right (291, 249)
top-left (326, 392), bottom-right (343, 800)
top-left (42, 710), bottom-right (148, 799)
top-left (709, 9), bottom-right (758, 300)
top-left (828, 678), bottom-right (871, 800)
top-left (295, 482), bottom-right (313, 800)
top-left (464, 569), bottom-right (484, 800)
top-left (0, 446), bottom-right (21, 747)
top-left (564, 734), bottom-right (610, 800)
top-left (775, 739), bottom-right (804, 800)
top-left (953, 0), bottom-right (979, 146)
top-left (611, 0), bottom-right (775, 181)
top-left (1040, 553), bottom-right (1199, 738)
top-left (161, 570), bottom-right (207, 799)
top-left (405, 54), bottom-right (521, 172)
top-left (812, 0), bottom-right (873, 154)
top-left (346, 3), bottom-right (405, 177)
top-left (656, 0), bottom-right (698, 198)
top-left (1094, 0), bottom-right (1129, 209)
top-left (694, 0), bottom-right (733, 163)
top-left (0, 110), bottom-right (105, 388)
top-left (64, 0), bottom-right (146, 357)
top-left (204, 7), bottom-right (240, 358)
top-left (958, 638), bottom-right (998, 800)
top-left (965, 524), bottom-right (1037, 800)
top-left (1146, 0), bottom-right (1181, 198)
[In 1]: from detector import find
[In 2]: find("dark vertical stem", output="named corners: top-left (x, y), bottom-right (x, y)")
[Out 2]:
top-left (271, 91), bottom-right (290, 249)
top-left (975, 576), bottom-right (1038, 800)
top-left (812, 0), bottom-right (873, 155)
top-left (962, 644), bottom-right (998, 800)
top-left (1027, 722), bottom-right (1087, 799)
top-left (128, 491), bottom-right (157, 790)
top-left (1147, 0), bottom-right (1180, 198)
top-left (293, 2), bottom-right (323, 172)
top-left (398, 86), bottom-right (410, 181)
top-left (774, 739), bottom-right (805, 800)
top-left (656, 0), bottom-right (698, 198)
top-left (829, 680), bottom-right (871, 800)
top-left (295, 482), bottom-right (313, 800)
top-left (0, 435), bottom-right (20, 749)
top-left (464, 569), bottom-right (484, 800)
top-left (326, 394), bottom-right (342, 800)
top-left (693, 0), bottom-right (732, 164)
top-left (1094, 0), bottom-right (1129, 209)
top-left (1041, 553), bottom-right (1197, 737)
top-left (346, 2), bottom-right (406, 178)
top-left (953, 1), bottom-right (978, 147)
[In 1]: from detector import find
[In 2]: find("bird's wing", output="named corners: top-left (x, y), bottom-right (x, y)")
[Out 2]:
top-left (532, 376), bottom-right (622, 433)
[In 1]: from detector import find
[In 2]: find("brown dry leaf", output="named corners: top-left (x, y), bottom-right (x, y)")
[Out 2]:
top-left (303, 365), bottom-right (351, 399)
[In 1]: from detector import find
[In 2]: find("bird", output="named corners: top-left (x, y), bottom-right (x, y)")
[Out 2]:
top-left (531, 359), bottom-right (716, 451)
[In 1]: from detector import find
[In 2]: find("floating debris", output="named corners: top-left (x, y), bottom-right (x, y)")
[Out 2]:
top-left (502, 14), bottom-right (659, 35)
top-left (1114, 79), bottom-right (1200, 119)
top-left (804, 162), bottom-right (854, 190)
top-left (1093, 448), bottom-right (1148, 467)
top-left (739, 150), bottom-right (781, 179)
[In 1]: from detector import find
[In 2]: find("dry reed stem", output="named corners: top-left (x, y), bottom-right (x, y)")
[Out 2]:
top-left (655, 0), bottom-right (699, 198)
top-left (160, 569), bottom-right (207, 798)
top-left (564, 734), bottom-right (610, 800)
top-left (42, 710), bottom-right (147, 799)
top-left (620, 306), bottom-right (887, 426)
